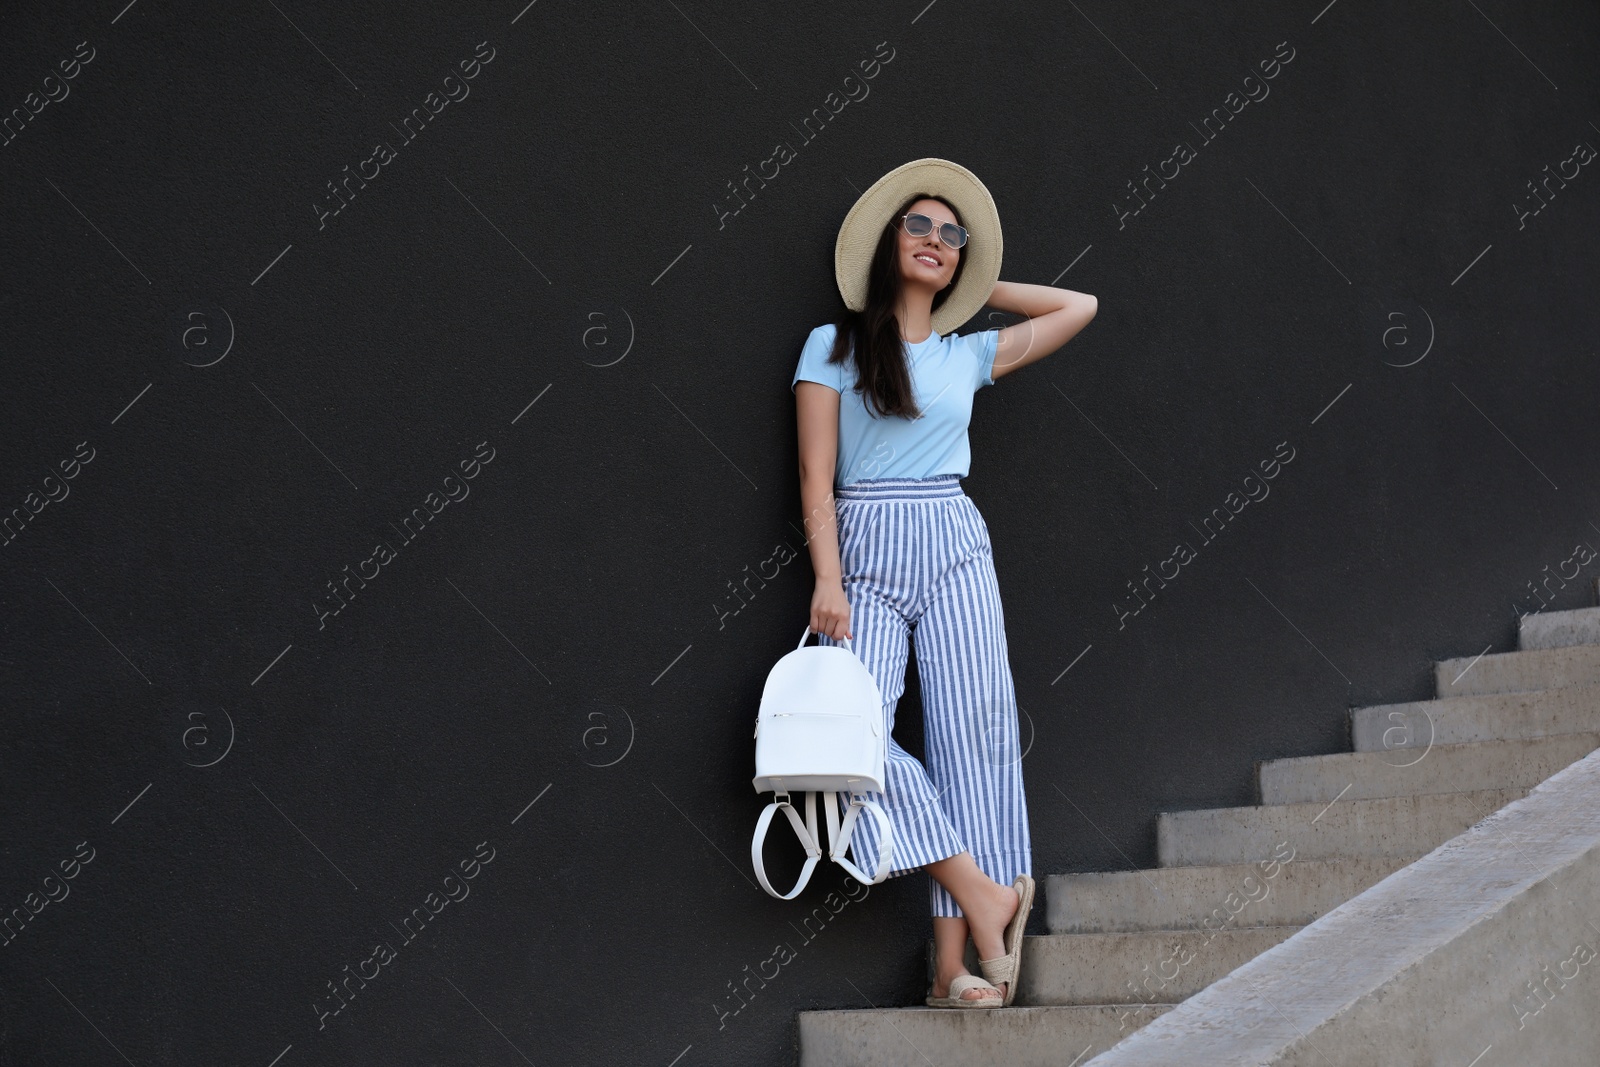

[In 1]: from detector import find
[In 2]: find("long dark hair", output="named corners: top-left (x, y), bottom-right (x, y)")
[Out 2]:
top-left (825, 193), bottom-right (970, 419)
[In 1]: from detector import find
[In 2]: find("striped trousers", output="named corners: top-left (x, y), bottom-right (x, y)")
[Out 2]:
top-left (817, 474), bottom-right (1032, 918)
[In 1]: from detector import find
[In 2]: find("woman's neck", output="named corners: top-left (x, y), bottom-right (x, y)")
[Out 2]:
top-left (894, 291), bottom-right (937, 343)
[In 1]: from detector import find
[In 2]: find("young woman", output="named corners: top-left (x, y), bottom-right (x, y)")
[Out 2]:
top-left (792, 159), bottom-right (1098, 1008)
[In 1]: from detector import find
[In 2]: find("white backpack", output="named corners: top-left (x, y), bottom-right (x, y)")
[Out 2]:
top-left (750, 624), bottom-right (894, 899)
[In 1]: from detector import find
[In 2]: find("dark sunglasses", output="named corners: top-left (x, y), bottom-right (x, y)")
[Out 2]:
top-left (896, 212), bottom-right (968, 249)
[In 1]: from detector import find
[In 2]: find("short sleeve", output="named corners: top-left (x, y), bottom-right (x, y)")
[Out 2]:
top-left (791, 325), bottom-right (844, 394)
top-left (970, 328), bottom-right (999, 390)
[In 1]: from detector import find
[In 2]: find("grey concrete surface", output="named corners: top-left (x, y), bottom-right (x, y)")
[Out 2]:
top-left (1519, 606), bottom-right (1600, 651)
top-left (927, 927), bottom-right (1302, 1005)
top-left (1436, 642), bottom-right (1600, 697)
top-left (1046, 856), bottom-right (1415, 934)
top-left (1156, 788), bottom-right (1526, 867)
top-left (1350, 682), bottom-right (1600, 750)
top-left (799, 1005), bottom-right (1173, 1067)
top-left (1256, 733), bottom-right (1600, 804)
top-left (1081, 749), bottom-right (1600, 1066)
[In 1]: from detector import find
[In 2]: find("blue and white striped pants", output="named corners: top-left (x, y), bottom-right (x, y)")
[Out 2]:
top-left (817, 474), bottom-right (1032, 918)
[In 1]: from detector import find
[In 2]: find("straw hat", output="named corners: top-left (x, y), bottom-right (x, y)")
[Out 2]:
top-left (834, 157), bottom-right (1003, 336)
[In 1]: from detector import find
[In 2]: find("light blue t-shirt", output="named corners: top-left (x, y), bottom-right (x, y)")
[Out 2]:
top-left (791, 322), bottom-right (999, 488)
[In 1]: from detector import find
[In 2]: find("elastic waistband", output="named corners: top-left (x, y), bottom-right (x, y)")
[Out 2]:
top-left (836, 474), bottom-right (965, 501)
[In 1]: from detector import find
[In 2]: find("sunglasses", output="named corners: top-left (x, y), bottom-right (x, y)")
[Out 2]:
top-left (896, 212), bottom-right (968, 249)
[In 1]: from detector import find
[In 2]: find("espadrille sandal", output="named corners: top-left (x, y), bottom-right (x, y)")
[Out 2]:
top-left (925, 972), bottom-right (1003, 1008)
top-left (977, 874), bottom-right (1035, 1007)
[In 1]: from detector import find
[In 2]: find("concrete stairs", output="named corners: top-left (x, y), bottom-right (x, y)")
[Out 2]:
top-left (797, 606), bottom-right (1600, 1066)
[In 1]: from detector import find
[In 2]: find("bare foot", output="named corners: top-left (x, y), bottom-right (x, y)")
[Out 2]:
top-left (930, 969), bottom-right (1003, 1002)
top-left (965, 881), bottom-right (1022, 1000)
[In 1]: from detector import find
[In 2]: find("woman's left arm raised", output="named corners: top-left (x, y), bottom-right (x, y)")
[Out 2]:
top-left (984, 280), bottom-right (1098, 382)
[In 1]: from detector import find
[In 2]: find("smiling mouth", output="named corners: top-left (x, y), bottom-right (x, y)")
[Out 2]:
top-left (913, 252), bottom-right (942, 268)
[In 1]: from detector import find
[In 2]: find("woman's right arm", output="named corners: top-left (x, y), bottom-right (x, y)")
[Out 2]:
top-left (795, 380), bottom-right (853, 640)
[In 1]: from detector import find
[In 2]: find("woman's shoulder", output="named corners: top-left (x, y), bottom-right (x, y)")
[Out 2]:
top-left (803, 322), bottom-right (850, 357)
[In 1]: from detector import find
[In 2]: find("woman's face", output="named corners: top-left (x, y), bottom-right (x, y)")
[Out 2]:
top-left (895, 197), bottom-right (961, 294)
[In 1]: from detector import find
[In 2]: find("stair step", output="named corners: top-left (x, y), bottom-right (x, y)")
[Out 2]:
top-left (798, 1004), bottom-right (1172, 1067)
top-left (1257, 733), bottom-right (1600, 803)
top-left (1435, 642), bottom-right (1600, 697)
top-left (1156, 787), bottom-right (1526, 867)
top-left (1519, 605), bottom-right (1600, 651)
top-left (1046, 855), bottom-right (1414, 934)
top-left (928, 927), bottom-right (1301, 1006)
top-left (1351, 683), bottom-right (1600, 749)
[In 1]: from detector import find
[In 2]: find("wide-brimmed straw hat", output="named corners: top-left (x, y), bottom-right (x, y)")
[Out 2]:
top-left (834, 157), bottom-right (1002, 336)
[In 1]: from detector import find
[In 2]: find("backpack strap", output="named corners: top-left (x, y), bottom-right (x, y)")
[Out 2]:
top-left (751, 791), bottom-right (822, 899)
top-left (798, 624), bottom-right (853, 653)
top-left (823, 791), bottom-right (893, 885)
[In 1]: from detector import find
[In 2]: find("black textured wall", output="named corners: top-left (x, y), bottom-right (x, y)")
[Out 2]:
top-left (3, 2), bottom-right (1599, 1064)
